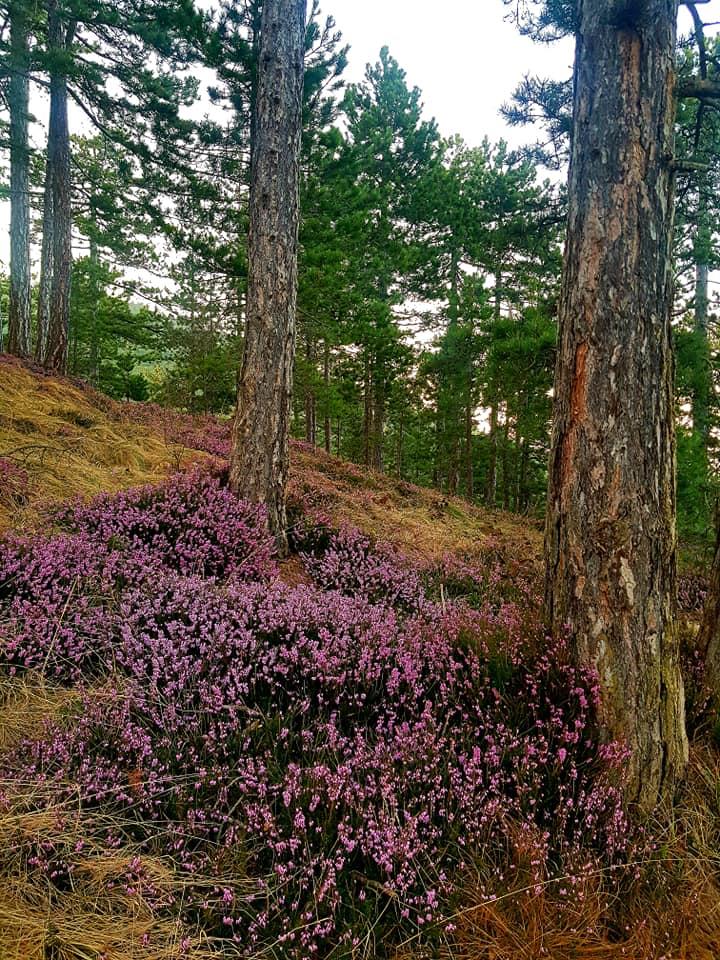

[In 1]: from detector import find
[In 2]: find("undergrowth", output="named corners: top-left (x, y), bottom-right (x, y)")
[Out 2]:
top-left (1, 364), bottom-right (720, 958)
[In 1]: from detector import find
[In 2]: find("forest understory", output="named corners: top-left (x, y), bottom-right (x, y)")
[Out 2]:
top-left (0, 357), bottom-right (719, 960)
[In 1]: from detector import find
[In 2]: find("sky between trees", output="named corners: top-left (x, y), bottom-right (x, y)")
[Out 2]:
top-left (0, 1), bottom-right (711, 267)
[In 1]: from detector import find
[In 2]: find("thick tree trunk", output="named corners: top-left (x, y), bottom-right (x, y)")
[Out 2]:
top-left (7, 0), bottom-right (31, 357)
top-left (544, 0), bottom-right (687, 813)
top-left (45, 8), bottom-right (75, 373)
top-left (229, 0), bottom-right (306, 555)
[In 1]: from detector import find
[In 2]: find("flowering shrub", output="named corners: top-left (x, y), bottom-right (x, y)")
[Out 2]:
top-left (48, 467), bottom-right (275, 581)
top-left (678, 572), bottom-right (709, 613)
top-left (0, 469), bottom-right (633, 956)
top-left (297, 522), bottom-right (428, 613)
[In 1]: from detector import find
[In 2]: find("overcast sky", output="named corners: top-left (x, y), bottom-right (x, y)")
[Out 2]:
top-left (318, 0), bottom-right (574, 147)
top-left (0, 3), bottom-right (711, 268)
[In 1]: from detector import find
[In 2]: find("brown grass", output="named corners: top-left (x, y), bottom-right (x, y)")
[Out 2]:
top-left (0, 358), bottom-right (204, 532)
top-left (434, 749), bottom-right (720, 960)
top-left (289, 443), bottom-right (543, 570)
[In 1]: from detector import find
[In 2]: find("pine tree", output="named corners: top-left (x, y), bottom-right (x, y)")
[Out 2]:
top-left (43, 0), bottom-right (75, 371)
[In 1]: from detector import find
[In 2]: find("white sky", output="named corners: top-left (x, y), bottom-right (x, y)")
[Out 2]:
top-left (0, 3), bottom-right (712, 269)
top-left (321, 0), bottom-right (574, 148)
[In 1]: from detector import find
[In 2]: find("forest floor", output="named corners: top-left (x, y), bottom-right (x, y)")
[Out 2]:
top-left (1, 355), bottom-right (720, 960)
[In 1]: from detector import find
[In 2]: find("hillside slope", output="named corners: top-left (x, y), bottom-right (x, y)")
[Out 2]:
top-left (0, 355), bottom-right (542, 568)
top-left (0, 357), bottom-right (204, 530)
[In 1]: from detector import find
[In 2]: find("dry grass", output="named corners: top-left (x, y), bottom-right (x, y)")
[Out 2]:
top-left (289, 443), bottom-right (543, 570)
top-left (0, 674), bottom-right (79, 753)
top-left (0, 358), bottom-right (203, 532)
top-left (0, 678), bottom-right (246, 960)
top-left (433, 749), bottom-right (720, 960)
top-left (0, 834), bottom-right (222, 960)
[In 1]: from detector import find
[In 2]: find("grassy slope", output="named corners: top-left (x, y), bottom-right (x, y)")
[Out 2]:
top-left (0, 356), bottom-right (542, 567)
top-left (0, 357), bottom-right (205, 531)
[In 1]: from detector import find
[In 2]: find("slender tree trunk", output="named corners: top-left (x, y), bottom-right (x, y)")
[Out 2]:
top-left (323, 340), bottom-right (331, 454)
top-left (544, 0), bottom-right (687, 813)
top-left (486, 399), bottom-right (498, 506)
top-left (36, 158), bottom-right (54, 364)
top-left (465, 368), bottom-right (474, 501)
top-left (396, 409), bottom-right (404, 479)
top-left (699, 524), bottom-right (720, 697)
top-left (692, 199), bottom-right (711, 451)
top-left (501, 411), bottom-right (510, 511)
top-left (363, 352), bottom-right (373, 466)
top-left (304, 333), bottom-right (316, 445)
top-left (88, 207), bottom-right (100, 382)
top-left (7, 0), bottom-right (31, 357)
top-left (372, 377), bottom-right (384, 472)
top-left (229, 0), bottom-right (306, 555)
top-left (447, 439), bottom-right (458, 496)
top-left (45, 8), bottom-right (76, 373)
top-left (518, 437), bottom-right (530, 512)
top-left (485, 273), bottom-right (503, 506)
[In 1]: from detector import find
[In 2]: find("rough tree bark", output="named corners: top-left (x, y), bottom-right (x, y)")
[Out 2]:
top-left (229, 0), bottom-right (306, 555)
top-left (35, 159), bottom-right (54, 364)
top-left (544, 0), bottom-right (687, 813)
top-left (44, 4), bottom-right (76, 373)
top-left (7, 0), bottom-right (32, 357)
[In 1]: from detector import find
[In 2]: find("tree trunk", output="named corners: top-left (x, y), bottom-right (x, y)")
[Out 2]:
top-left (465, 370), bottom-right (474, 501)
top-left (323, 340), bottom-right (331, 454)
top-left (304, 333), bottom-right (316, 445)
top-left (699, 524), bottom-right (720, 697)
top-left (36, 158), bottom-right (54, 364)
top-left (7, 0), bottom-right (31, 357)
top-left (692, 202), bottom-right (711, 451)
top-left (363, 352), bottom-right (373, 466)
top-left (372, 378), bottom-right (384, 472)
top-left (229, 0), bottom-right (306, 555)
top-left (544, 0), bottom-right (687, 813)
top-left (485, 400), bottom-right (498, 506)
top-left (501, 411), bottom-right (510, 511)
top-left (89, 234), bottom-right (100, 383)
top-left (45, 7), bottom-right (76, 373)
top-left (396, 409), bottom-right (404, 479)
